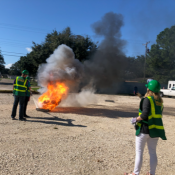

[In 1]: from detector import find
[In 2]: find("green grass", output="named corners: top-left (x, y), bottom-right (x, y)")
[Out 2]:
top-left (30, 80), bottom-right (38, 86)
top-left (31, 87), bottom-right (40, 91)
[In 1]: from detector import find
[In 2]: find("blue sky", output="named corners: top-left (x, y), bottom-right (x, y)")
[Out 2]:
top-left (0, 0), bottom-right (175, 68)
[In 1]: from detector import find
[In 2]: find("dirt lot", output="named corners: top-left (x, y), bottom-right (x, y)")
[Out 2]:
top-left (0, 93), bottom-right (175, 175)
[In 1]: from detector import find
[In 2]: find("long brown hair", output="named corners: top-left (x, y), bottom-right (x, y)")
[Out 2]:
top-left (144, 89), bottom-right (163, 103)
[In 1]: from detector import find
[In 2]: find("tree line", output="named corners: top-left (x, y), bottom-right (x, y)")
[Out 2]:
top-left (0, 26), bottom-right (175, 84)
top-left (0, 50), bottom-right (9, 74)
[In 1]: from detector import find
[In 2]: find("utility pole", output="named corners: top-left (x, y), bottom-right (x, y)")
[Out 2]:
top-left (143, 41), bottom-right (150, 81)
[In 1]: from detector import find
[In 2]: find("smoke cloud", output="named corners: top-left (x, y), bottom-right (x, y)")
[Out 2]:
top-left (37, 44), bottom-right (95, 107)
top-left (37, 12), bottom-right (127, 107)
top-left (37, 44), bottom-right (83, 90)
top-left (83, 12), bottom-right (127, 88)
top-left (59, 88), bottom-right (96, 107)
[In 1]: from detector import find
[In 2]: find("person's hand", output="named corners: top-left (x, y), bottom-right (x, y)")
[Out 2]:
top-left (130, 117), bottom-right (137, 125)
top-left (30, 91), bottom-right (33, 96)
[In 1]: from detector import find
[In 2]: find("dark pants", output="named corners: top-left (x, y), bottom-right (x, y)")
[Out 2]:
top-left (24, 96), bottom-right (30, 117)
top-left (11, 95), bottom-right (26, 119)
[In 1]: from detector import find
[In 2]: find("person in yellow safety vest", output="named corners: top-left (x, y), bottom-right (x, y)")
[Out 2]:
top-left (125, 80), bottom-right (167, 175)
top-left (23, 76), bottom-right (32, 118)
top-left (11, 70), bottom-right (31, 121)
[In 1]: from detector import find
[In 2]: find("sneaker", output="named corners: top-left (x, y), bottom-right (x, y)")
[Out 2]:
top-left (19, 118), bottom-right (26, 121)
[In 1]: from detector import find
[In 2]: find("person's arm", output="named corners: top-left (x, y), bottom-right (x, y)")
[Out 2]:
top-left (27, 81), bottom-right (32, 95)
top-left (28, 81), bottom-right (31, 91)
top-left (13, 79), bottom-right (16, 90)
top-left (136, 98), bottom-right (151, 122)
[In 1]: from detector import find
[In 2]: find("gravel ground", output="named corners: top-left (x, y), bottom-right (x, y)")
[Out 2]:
top-left (0, 93), bottom-right (175, 175)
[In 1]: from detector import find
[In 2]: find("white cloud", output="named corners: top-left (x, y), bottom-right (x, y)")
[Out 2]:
top-left (26, 47), bottom-right (33, 52)
top-left (5, 63), bottom-right (12, 69)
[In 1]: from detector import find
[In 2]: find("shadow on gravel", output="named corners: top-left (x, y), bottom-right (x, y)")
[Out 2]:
top-left (163, 107), bottom-right (175, 116)
top-left (26, 114), bottom-right (87, 127)
top-left (50, 107), bottom-right (138, 118)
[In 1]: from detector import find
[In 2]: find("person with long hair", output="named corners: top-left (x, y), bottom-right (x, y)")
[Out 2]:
top-left (125, 80), bottom-right (167, 175)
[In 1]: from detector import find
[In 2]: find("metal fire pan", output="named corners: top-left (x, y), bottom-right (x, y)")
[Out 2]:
top-left (36, 108), bottom-right (50, 112)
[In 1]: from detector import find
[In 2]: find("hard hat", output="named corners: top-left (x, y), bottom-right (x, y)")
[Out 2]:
top-left (26, 76), bottom-right (30, 80)
top-left (145, 80), bottom-right (161, 93)
top-left (22, 70), bottom-right (29, 75)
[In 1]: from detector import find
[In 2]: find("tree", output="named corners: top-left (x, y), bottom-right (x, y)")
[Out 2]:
top-left (146, 25), bottom-right (175, 83)
top-left (10, 27), bottom-right (97, 76)
top-left (2, 68), bottom-right (10, 74)
top-left (0, 50), bottom-right (5, 73)
top-left (125, 55), bottom-right (146, 79)
top-left (9, 61), bottom-right (21, 75)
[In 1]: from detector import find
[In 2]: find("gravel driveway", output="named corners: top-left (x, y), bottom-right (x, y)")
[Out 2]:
top-left (0, 93), bottom-right (175, 175)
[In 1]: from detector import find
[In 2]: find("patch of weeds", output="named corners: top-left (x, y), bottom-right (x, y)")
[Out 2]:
top-left (31, 88), bottom-right (39, 91)
top-left (30, 80), bottom-right (38, 86)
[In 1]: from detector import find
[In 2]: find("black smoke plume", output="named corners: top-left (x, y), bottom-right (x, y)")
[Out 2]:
top-left (83, 12), bottom-right (127, 88)
top-left (37, 12), bottom-right (127, 107)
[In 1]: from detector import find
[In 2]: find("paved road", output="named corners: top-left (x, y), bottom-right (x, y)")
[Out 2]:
top-left (0, 78), bottom-right (40, 91)
top-left (0, 79), bottom-right (14, 90)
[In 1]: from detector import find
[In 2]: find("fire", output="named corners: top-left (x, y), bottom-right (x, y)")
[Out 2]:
top-left (38, 82), bottom-right (69, 110)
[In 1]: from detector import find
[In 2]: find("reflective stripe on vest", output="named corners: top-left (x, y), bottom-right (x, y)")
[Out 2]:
top-left (14, 77), bottom-right (27, 88)
top-left (13, 88), bottom-right (26, 92)
top-left (137, 96), bottom-right (166, 140)
top-left (14, 77), bottom-right (27, 92)
top-left (146, 96), bottom-right (164, 130)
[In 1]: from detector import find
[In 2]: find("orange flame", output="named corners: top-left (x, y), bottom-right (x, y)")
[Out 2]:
top-left (38, 82), bottom-right (69, 110)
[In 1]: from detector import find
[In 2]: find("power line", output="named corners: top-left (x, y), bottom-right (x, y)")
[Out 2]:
top-left (0, 37), bottom-right (34, 43)
top-left (0, 40), bottom-right (32, 45)
top-left (0, 40), bottom-right (152, 48)
top-left (0, 22), bottom-right (50, 32)
top-left (0, 23), bottom-right (52, 34)
top-left (0, 42), bottom-right (31, 47)
top-left (2, 54), bottom-right (22, 57)
top-left (2, 51), bottom-right (26, 55)
top-left (0, 31), bottom-right (156, 47)
top-left (0, 26), bottom-right (49, 34)
top-left (0, 45), bottom-right (30, 49)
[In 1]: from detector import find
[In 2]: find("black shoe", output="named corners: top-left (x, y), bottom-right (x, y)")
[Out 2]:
top-left (19, 118), bottom-right (26, 121)
top-left (12, 117), bottom-right (16, 120)
top-left (24, 115), bottom-right (30, 118)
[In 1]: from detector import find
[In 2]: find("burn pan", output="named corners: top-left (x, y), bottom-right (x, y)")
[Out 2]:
top-left (36, 108), bottom-right (50, 112)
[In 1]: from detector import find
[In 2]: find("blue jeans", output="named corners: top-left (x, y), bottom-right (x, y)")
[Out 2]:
top-left (11, 95), bottom-right (26, 119)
